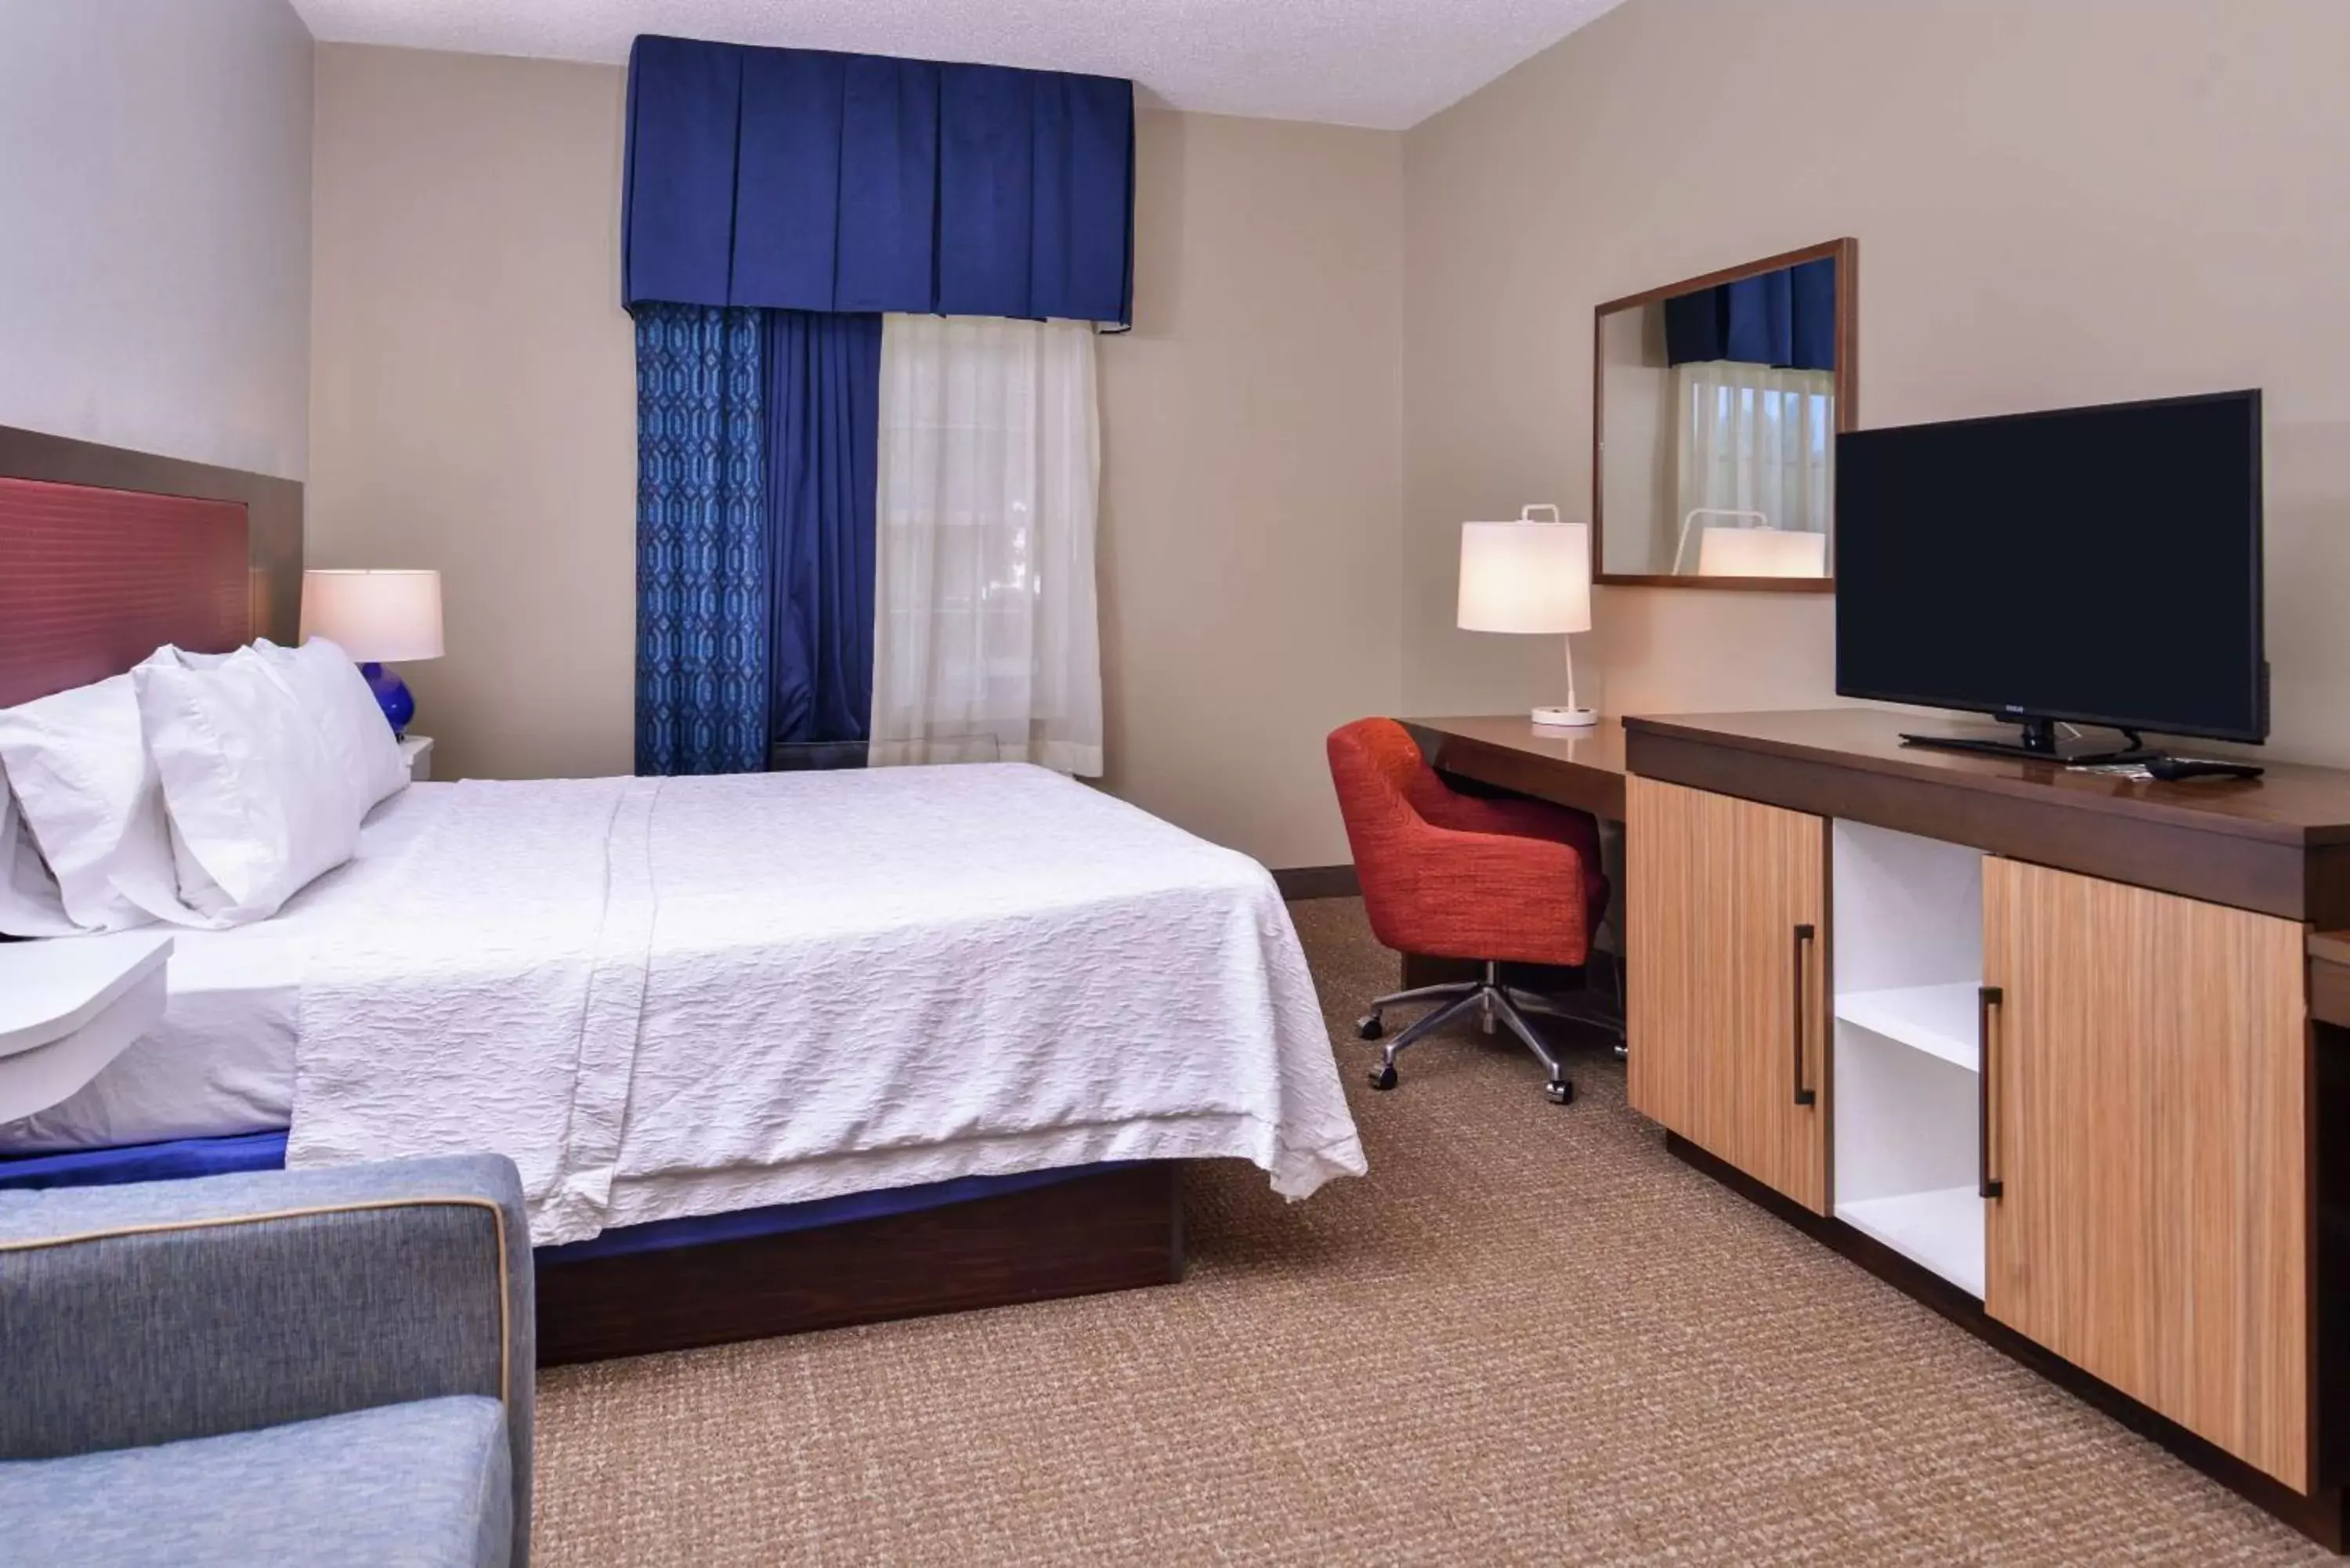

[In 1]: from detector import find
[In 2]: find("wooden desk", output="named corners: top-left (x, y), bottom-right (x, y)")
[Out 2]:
top-left (1390, 717), bottom-right (1627, 994)
top-left (1401, 715), bottom-right (1628, 822)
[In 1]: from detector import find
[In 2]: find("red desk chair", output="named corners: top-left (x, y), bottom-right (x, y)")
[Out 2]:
top-left (1326, 717), bottom-right (1620, 1104)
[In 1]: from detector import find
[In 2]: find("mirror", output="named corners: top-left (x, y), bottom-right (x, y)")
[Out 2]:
top-left (1593, 239), bottom-right (1855, 588)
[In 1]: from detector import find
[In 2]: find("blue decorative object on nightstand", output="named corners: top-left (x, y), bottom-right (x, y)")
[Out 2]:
top-left (360, 662), bottom-right (415, 737)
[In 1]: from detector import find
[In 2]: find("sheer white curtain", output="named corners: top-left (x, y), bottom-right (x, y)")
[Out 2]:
top-left (870, 315), bottom-right (1103, 775)
top-left (1672, 361), bottom-right (1836, 564)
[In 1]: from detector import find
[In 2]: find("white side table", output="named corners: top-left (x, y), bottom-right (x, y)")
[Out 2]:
top-left (0, 932), bottom-right (172, 1123)
top-left (400, 735), bottom-right (435, 782)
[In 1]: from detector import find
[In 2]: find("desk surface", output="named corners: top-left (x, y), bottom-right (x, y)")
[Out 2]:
top-left (1628, 709), bottom-right (2350, 847)
top-left (1403, 705), bottom-right (2350, 842)
top-left (1626, 708), bottom-right (2350, 926)
top-left (1405, 708), bottom-right (2350, 922)
top-left (1402, 715), bottom-right (1628, 822)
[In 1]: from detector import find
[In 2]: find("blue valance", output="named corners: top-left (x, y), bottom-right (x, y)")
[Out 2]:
top-left (1664, 257), bottom-right (1836, 371)
top-left (624, 35), bottom-right (1135, 325)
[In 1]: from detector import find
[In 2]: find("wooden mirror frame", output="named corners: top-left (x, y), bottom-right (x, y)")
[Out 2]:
top-left (1592, 237), bottom-right (1857, 591)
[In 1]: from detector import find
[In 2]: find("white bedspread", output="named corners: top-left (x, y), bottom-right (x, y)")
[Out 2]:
top-left (287, 764), bottom-right (1365, 1245)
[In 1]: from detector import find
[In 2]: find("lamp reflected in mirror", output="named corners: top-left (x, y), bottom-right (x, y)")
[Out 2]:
top-left (1593, 238), bottom-right (1854, 589)
top-left (1694, 522), bottom-right (1830, 579)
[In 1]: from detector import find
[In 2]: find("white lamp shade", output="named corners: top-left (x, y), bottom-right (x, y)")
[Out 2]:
top-left (300, 569), bottom-right (444, 662)
top-left (1457, 520), bottom-right (1592, 634)
top-left (1696, 526), bottom-right (1828, 579)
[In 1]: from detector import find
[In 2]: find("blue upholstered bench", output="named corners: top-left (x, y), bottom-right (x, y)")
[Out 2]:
top-left (0, 1154), bottom-right (533, 1567)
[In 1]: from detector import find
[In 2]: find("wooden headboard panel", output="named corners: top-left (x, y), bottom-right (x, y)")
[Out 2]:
top-left (0, 425), bottom-right (302, 708)
top-left (0, 479), bottom-right (251, 706)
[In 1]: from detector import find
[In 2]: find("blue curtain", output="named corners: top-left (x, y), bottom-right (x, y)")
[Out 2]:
top-left (1665, 257), bottom-right (1837, 370)
top-left (765, 311), bottom-right (881, 749)
top-left (635, 305), bottom-right (771, 775)
top-left (623, 36), bottom-right (1134, 324)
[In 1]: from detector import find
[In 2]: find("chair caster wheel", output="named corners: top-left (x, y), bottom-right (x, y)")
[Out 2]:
top-left (1356, 1013), bottom-right (1384, 1041)
top-left (1546, 1078), bottom-right (1574, 1105)
top-left (1368, 1064), bottom-right (1397, 1091)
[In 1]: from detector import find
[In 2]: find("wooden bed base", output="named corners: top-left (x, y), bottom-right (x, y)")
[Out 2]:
top-left (535, 1162), bottom-right (1185, 1365)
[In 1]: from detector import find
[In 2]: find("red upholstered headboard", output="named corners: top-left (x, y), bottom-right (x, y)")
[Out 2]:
top-left (0, 476), bottom-right (251, 706)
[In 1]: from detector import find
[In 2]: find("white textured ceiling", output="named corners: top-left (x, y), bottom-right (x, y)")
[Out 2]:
top-left (290, 0), bottom-right (1628, 129)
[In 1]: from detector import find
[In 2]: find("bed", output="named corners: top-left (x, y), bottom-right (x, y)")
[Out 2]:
top-left (0, 449), bottom-right (1365, 1360)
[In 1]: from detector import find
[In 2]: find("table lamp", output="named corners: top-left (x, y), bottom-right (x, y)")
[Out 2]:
top-left (1697, 526), bottom-right (1828, 578)
top-left (1457, 504), bottom-right (1596, 728)
top-left (300, 569), bottom-right (444, 736)
top-left (1671, 507), bottom-right (1769, 575)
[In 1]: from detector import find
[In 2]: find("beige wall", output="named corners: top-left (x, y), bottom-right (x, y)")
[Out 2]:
top-left (0, 0), bottom-right (313, 479)
top-left (309, 45), bottom-right (1402, 864)
top-left (309, 47), bottom-right (638, 782)
top-left (1098, 111), bottom-right (1402, 866)
top-left (1403, 0), bottom-right (2350, 761)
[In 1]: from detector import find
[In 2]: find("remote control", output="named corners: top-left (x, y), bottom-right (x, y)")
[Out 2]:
top-left (2145, 756), bottom-right (2264, 782)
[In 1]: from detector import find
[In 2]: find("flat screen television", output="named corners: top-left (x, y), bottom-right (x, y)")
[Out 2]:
top-left (1835, 389), bottom-right (2265, 761)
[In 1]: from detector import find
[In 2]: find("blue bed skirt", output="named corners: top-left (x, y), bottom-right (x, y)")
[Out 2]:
top-left (0, 1132), bottom-right (1126, 1263)
top-left (0, 1131), bottom-right (289, 1190)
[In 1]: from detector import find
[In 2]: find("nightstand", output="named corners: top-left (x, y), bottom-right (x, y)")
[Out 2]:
top-left (0, 932), bottom-right (172, 1122)
top-left (400, 734), bottom-right (435, 782)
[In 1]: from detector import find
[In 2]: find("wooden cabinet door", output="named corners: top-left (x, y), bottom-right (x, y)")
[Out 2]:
top-left (1626, 776), bottom-right (1828, 1213)
top-left (1982, 858), bottom-right (2309, 1489)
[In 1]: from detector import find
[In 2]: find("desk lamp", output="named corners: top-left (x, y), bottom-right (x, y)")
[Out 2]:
top-left (1457, 504), bottom-right (1596, 728)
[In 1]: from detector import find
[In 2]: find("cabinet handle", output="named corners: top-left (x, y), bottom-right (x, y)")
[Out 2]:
top-left (1791, 923), bottom-right (1817, 1107)
top-left (1978, 985), bottom-right (2004, 1201)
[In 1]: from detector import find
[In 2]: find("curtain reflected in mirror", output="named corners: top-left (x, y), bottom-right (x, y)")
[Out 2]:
top-left (1594, 240), bottom-right (1854, 587)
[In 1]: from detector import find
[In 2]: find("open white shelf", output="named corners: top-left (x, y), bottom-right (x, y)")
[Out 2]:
top-left (1836, 1187), bottom-right (1985, 1299)
top-left (1831, 820), bottom-right (1987, 1301)
top-left (1835, 982), bottom-right (1979, 1074)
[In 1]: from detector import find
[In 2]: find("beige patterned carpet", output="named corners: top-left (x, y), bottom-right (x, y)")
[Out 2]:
top-left (536, 898), bottom-right (2325, 1565)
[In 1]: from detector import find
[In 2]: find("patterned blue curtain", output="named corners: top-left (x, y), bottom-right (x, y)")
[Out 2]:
top-left (635, 304), bottom-right (770, 774)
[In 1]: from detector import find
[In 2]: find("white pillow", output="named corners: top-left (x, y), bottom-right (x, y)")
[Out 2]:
top-left (0, 775), bottom-right (78, 937)
top-left (0, 662), bottom-right (186, 933)
top-left (135, 647), bottom-right (366, 924)
top-left (153, 645), bottom-right (241, 671)
top-left (261, 638), bottom-right (410, 810)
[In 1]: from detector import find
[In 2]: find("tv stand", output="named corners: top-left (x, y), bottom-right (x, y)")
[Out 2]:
top-left (1898, 715), bottom-right (2156, 767)
top-left (1618, 709), bottom-right (2350, 1548)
